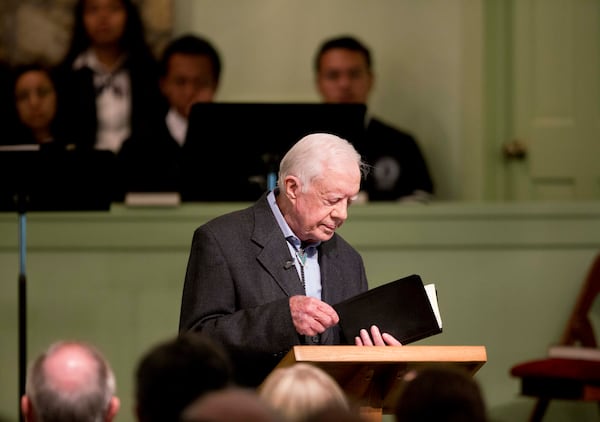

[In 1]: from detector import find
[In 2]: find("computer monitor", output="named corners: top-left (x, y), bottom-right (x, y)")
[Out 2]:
top-left (181, 102), bottom-right (367, 202)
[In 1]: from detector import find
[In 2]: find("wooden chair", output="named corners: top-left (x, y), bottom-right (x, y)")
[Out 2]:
top-left (510, 252), bottom-right (600, 421)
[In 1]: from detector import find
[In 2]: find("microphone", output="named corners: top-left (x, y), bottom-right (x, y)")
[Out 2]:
top-left (284, 260), bottom-right (295, 270)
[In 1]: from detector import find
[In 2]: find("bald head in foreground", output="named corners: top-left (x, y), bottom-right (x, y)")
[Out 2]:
top-left (21, 340), bottom-right (119, 422)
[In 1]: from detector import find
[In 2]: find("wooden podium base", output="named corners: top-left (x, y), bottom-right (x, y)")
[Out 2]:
top-left (359, 406), bottom-right (383, 422)
top-left (273, 345), bottom-right (487, 421)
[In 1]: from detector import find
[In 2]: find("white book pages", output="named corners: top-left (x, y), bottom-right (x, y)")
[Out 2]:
top-left (425, 283), bottom-right (442, 329)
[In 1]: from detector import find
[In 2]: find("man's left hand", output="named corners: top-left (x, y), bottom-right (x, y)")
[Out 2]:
top-left (355, 325), bottom-right (402, 346)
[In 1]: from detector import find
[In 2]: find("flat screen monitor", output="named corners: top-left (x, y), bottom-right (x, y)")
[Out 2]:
top-left (0, 145), bottom-right (116, 211)
top-left (181, 102), bottom-right (367, 202)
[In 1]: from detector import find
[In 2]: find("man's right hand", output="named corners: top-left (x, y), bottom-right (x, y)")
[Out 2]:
top-left (289, 295), bottom-right (339, 336)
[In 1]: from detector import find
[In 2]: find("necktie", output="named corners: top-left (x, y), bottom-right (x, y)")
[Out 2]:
top-left (286, 237), bottom-right (308, 292)
top-left (95, 70), bottom-right (125, 97)
top-left (295, 246), bottom-right (307, 291)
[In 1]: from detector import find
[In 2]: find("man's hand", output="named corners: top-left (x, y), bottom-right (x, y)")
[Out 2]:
top-left (355, 325), bottom-right (402, 346)
top-left (289, 295), bottom-right (339, 336)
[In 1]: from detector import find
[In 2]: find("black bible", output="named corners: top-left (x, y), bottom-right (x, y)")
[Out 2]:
top-left (333, 274), bottom-right (442, 345)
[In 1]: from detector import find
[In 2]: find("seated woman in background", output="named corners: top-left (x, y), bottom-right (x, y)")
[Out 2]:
top-left (1, 63), bottom-right (120, 210)
top-left (53, 0), bottom-right (163, 153)
top-left (9, 63), bottom-right (62, 149)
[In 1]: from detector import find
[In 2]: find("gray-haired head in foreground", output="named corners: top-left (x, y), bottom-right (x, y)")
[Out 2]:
top-left (277, 133), bottom-right (367, 192)
top-left (25, 340), bottom-right (116, 422)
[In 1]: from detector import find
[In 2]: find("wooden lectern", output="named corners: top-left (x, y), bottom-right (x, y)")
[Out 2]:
top-left (272, 345), bottom-right (487, 421)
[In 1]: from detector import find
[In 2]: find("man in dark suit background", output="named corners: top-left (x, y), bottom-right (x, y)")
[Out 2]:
top-left (314, 35), bottom-right (434, 202)
top-left (179, 133), bottom-right (400, 387)
top-left (118, 34), bottom-right (222, 195)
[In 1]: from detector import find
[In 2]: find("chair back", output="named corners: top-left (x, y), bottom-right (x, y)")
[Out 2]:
top-left (560, 253), bottom-right (600, 347)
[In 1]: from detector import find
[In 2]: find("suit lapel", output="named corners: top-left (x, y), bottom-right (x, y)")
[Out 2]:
top-left (251, 195), bottom-right (305, 297)
top-left (319, 238), bottom-right (342, 303)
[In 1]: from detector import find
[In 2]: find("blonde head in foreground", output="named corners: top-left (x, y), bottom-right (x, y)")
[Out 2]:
top-left (259, 363), bottom-right (349, 422)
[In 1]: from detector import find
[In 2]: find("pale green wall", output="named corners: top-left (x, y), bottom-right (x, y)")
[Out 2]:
top-left (173, 0), bottom-right (482, 201)
top-left (2, 202), bottom-right (600, 422)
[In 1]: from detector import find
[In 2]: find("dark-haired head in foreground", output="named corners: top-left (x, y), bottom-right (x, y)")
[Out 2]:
top-left (394, 365), bottom-right (488, 422)
top-left (135, 333), bottom-right (233, 422)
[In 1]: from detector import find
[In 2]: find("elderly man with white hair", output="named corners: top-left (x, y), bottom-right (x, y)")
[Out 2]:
top-left (179, 133), bottom-right (400, 388)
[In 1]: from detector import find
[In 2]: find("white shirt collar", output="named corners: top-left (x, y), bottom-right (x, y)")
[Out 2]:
top-left (165, 108), bottom-right (188, 146)
top-left (267, 189), bottom-right (321, 250)
top-left (73, 49), bottom-right (126, 74)
top-left (74, 50), bottom-right (131, 152)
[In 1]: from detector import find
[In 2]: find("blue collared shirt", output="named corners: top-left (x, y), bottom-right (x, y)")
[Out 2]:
top-left (267, 190), bottom-right (322, 299)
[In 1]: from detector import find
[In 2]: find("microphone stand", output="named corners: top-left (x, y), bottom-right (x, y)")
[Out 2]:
top-left (263, 153), bottom-right (279, 191)
top-left (17, 191), bottom-right (28, 422)
top-left (0, 146), bottom-right (115, 422)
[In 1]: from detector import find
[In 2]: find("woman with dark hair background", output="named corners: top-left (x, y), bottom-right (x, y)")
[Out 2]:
top-left (0, 62), bottom-right (120, 211)
top-left (9, 63), bottom-right (62, 148)
top-left (53, 0), bottom-right (163, 154)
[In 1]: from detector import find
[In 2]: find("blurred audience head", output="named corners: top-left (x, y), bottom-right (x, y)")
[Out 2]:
top-left (21, 340), bottom-right (119, 422)
top-left (181, 387), bottom-right (281, 422)
top-left (394, 365), bottom-right (488, 422)
top-left (307, 406), bottom-right (366, 422)
top-left (64, 0), bottom-right (151, 63)
top-left (134, 333), bottom-right (233, 422)
top-left (314, 35), bottom-right (373, 104)
top-left (258, 363), bottom-right (349, 422)
top-left (159, 34), bottom-right (222, 117)
top-left (12, 63), bottom-right (58, 144)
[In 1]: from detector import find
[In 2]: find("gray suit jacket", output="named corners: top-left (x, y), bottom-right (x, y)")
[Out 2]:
top-left (179, 193), bottom-right (368, 386)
